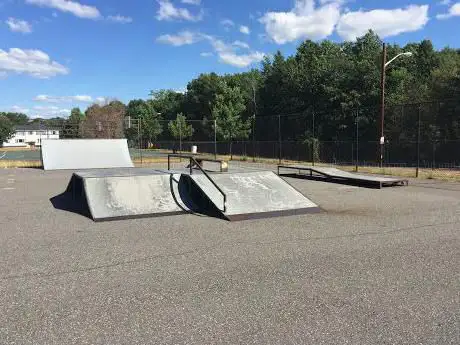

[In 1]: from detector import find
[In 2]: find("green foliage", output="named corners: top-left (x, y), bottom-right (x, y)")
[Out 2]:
top-left (64, 107), bottom-right (85, 138)
top-left (0, 112), bottom-right (28, 125)
top-left (126, 99), bottom-right (163, 146)
top-left (168, 113), bottom-right (194, 140)
top-left (149, 90), bottom-right (184, 121)
top-left (0, 115), bottom-right (15, 146)
top-left (212, 83), bottom-right (251, 142)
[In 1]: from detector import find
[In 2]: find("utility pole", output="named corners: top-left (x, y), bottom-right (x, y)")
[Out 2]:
top-left (252, 83), bottom-right (257, 162)
top-left (214, 119), bottom-right (217, 159)
top-left (380, 43), bottom-right (387, 168)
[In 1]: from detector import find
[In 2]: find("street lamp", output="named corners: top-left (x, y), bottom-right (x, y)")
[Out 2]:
top-left (379, 43), bottom-right (413, 167)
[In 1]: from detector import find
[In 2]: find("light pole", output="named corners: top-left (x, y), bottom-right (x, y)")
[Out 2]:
top-left (380, 43), bottom-right (413, 167)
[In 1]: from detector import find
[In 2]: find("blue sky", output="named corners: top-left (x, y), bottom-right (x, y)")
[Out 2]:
top-left (1, 0), bottom-right (459, 118)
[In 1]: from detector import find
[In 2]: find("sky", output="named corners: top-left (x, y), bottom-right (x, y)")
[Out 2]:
top-left (1, 0), bottom-right (459, 118)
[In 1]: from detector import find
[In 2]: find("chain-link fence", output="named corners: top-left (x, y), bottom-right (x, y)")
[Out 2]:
top-left (2, 100), bottom-right (458, 178)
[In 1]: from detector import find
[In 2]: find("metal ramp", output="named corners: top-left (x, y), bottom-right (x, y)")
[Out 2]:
top-left (188, 171), bottom-right (320, 221)
top-left (278, 164), bottom-right (408, 188)
top-left (66, 169), bottom-right (195, 221)
top-left (42, 139), bottom-right (134, 170)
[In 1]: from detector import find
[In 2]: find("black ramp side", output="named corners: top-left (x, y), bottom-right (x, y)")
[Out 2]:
top-left (188, 171), bottom-right (320, 221)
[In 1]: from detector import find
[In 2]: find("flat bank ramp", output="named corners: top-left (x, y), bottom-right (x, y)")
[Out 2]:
top-left (42, 139), bottom-right (134, 170)
top-left (68, 170), bottom-right (194, 221)
top-left (189, 171), bottom-right (320, 221)
top-left (278, 165), bottom-right (408, 188)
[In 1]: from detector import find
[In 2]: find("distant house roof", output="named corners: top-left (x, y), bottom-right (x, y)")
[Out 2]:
top-left (14, 123), bottom-right (60, 131)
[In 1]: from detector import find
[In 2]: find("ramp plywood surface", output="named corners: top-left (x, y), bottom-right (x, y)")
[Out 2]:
top-left (280, 165), bottom-right (409, 187)
top-left (81, 173), bottom-right (190, 221)
top-left (189, 171), bottom-right (319, 220)
top-left (42, 139), bottom-right (134, 170)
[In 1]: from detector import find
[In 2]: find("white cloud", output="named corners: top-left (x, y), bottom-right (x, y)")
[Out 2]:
top-left (10, 105), bottom-right (30, 113)
top-left (157, 31), bottom-right (201, 46)
top-left (239, 25), bottom-right (250, 34)
top-left (232, 40), bottom-right (250, 49)
top-left (221, 19), bottom-right (235, 28)
top-left (157, 31), bottom-right (265, 68)
top-left (25, 0), bottom-right (101, 19)
top-left (34, 95), bottom-right (94, 103)
top-left (5, 18), bottom-right (32, 33)
top-left (181, 0), bottom-right (200, 5)
top-left (156, 0), bottom-right (203, 21)
top-left (95, 97), bottom-right (108, 104)
top-left (204, 35), bottom-right (265, 68)
top-left (31, 105), bottom-right (71, 118)
top-left (259, 0), bottom-right (341, 44)
top-left (337, 5), bottom-right (430, 40)
top-left (200, 52), bottom-right (213, 57)
top-left (439, 0), bottom-right (451, 6)
top-left (107, 15), bottom-right (133, 24)
top-left (218, 52), bottom-right (265, 68)
top-left (437, 2), bottom-right (460, 19)
top-left (0, 48), bottom-right (69, 79)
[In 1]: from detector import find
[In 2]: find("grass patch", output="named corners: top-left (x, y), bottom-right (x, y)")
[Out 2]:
top-left (0, 160), bottom-right (42, 168)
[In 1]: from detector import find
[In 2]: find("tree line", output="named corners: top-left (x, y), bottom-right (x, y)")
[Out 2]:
top-left (1, 31), bottom-right (459, 154)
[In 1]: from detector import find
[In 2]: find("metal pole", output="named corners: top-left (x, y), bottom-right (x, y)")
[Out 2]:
top-left (214, 120), bottom-right (217, 159)
top-left (252, 115), bottom-right (256, 162)
top-left (312, 111), bottom-right (315, 166)
top-left (356, 110), bottom-right (359, 172)
top-left (380, 43), bottom-right (387, 168)
top-left (179, 122), bottom-right (182, 162)
top-left (416, 106), bottom-right (421, 178)
top-left (278, 115), bottom-right (281, 164)
top-left (138, 119), bottom-right (142, 165)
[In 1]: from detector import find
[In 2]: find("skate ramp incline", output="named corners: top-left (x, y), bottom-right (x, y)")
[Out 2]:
top-left (67, 169), bottom-right (193, 221)
top-left (42, 139), bottom-right (134, 170)
top-left (189, 171), bottom-right (320, 221)
top-left (278, 165), bottom-right (408, 188)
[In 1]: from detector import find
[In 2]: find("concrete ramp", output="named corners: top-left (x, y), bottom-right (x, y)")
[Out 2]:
top-left (42, 139), bottom-right (134, 170)
top-left (189, 171), bottom-right (320, 221)
top-left (67, 169), bottom-right (194, 221)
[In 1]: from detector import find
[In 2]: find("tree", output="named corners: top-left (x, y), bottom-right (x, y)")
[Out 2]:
top-left (65, 107), bottom-right (84, 138)
top-left (168, 113), bottom-right (194, 152)
top-left (126, 99), bottom-right (163, 147)
top-left (81, 101), bottom-right (126, 139)
top-left (148, 90), bottom-right (184, 121)
top-left (168, 113), bottom-right (194, 139)
top-left (1, 112), bottom-right (28, 125)
top-left (211, 84), bottom-right (251, 159)
top-left (0, 115), bottom-right (15, 147)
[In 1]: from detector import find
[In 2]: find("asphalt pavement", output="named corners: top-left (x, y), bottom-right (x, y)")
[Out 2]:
top-left (0, 166), bottom-right (458, 344)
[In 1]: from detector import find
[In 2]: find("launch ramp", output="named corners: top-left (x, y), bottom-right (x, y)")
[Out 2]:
top-left (278, 165), bottom-right (408, 188)
top-left (42, 139), bottom-right (134, 170)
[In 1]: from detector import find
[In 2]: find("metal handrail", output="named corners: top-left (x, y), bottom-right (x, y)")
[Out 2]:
top-left (167, 154), bottom-right (227, 213)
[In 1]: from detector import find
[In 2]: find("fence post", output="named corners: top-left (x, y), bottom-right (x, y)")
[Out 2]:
top-left (278, 115), bottom-right (282, 164)
top-left (355, 109), bottom-right (359, 172)
top-left (252, 115), bottom-right (256, 162)
top-left (214, 120), bottom-right (217, 159)
top-left (416, 106), bottom-right (421, 178)
top-left (179, 123), bottom-right (182, 154)
top-left (138, 119), bottom-right (143, 165)
top-left (312, 111), bottom-right (316, 166)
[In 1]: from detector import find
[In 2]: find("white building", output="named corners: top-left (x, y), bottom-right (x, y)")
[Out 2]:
top-left (2, 124), bottom-right (60, 148)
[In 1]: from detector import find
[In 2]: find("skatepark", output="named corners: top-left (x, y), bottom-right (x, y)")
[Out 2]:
top-left (1, 138), bottom-right (459, 344)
